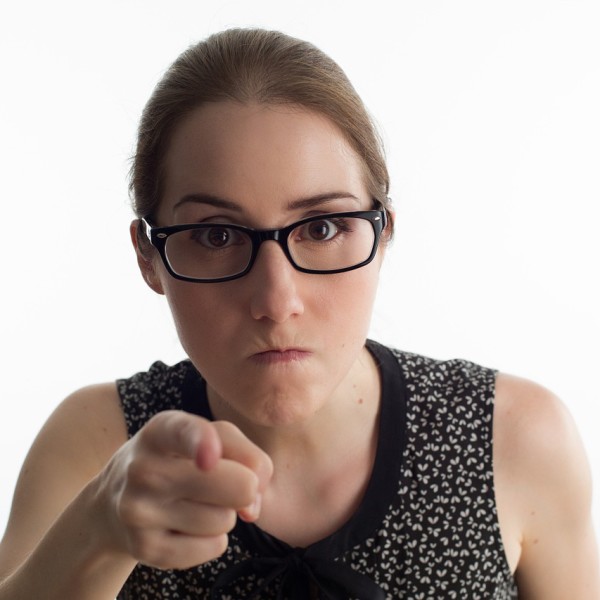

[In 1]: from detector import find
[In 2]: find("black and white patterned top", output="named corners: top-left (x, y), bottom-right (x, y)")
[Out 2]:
top-left (116, 340), bottom-right (518, 599)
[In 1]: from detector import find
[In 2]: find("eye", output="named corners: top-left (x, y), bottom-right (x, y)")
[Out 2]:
top-left (191, 226), bottom-right (242, 248)
top-left (298, 217), bottom-right (353, 242)
top-left (304, 219), bottom-right (339, 241)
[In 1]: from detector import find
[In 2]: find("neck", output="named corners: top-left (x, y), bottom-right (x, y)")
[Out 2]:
top-left (231, 346), bottom-right (383, 547)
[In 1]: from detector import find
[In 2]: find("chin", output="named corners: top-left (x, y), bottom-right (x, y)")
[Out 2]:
top-left (205, 365), bottom-right (334, 429)
top-left (232, 388), bottom-right (324, 429)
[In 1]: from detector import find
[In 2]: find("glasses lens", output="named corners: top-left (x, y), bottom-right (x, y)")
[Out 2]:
top-left (288, 216), bottom-right (375, 271)
top-left (164, 225), bottom-right (252, 280)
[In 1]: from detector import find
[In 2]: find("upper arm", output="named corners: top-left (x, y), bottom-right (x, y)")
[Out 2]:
top-left (0, 383), bottom-right (128, 579)
top-left (494, 373), bottom-right (600, 598)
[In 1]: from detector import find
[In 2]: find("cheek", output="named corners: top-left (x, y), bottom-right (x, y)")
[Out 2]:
top-left (316, 266), bottom-right (380, 334)
top-left (161, 281), bottom-right (256, 372)
top-left (161, 282), bottom-right (224, 348)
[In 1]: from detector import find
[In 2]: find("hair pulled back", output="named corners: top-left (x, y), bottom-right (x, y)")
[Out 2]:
top-left (130, 28), bottom-right (390, 219)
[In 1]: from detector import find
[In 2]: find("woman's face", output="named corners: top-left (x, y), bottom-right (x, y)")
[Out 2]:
top-left (139, 101), bottom-right (385, 428)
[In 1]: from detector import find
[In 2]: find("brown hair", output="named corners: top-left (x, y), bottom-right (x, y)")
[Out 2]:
top-left (130, 28), bottom-right (391, 223)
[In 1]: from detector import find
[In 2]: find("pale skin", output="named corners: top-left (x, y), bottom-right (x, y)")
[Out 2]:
top-left (0, 102), bottom-right (598, 599)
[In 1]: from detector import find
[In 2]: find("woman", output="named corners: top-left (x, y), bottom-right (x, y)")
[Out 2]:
top-left (0, 28), bottom-right (598, 599)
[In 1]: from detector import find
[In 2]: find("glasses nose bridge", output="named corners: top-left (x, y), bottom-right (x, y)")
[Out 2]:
top-left (255, 226), bottom-right (288, 251)
top-left (252, 226), bottom-right (293, 267)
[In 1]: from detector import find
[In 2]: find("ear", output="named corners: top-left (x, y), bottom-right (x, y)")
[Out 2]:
top-left (130, 220), bottom-right (165, 295)
top-left (382, 207), bottom-right (396, 245)
top-left (375, 207), bottom-right (395, 268)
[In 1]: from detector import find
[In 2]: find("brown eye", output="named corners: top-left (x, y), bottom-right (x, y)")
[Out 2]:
top-left (207, 227), bottom-right (230, 247)
top-left (306, 220), bottom-right (337, 241)
top-left (191, 226), bottom-right (235, 248)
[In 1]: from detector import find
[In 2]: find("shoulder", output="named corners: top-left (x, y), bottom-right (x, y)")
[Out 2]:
top-left (493, 373), bottom-right (600, 595)
top-left (493, 373), bottom-right (589, 498)
top-left (48, 358), bottom-right (195, 453)
top-left (29, 381), bottom-right (128, 478)
top-left (0, 382), bottom-right (127, 576)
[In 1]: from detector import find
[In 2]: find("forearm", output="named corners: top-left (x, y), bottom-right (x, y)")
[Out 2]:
top-left (0, 480), bottom-right (137, 600)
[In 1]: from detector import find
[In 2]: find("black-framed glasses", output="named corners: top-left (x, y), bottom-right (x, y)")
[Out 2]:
top-left (141, 202), bottom-right (387, 283)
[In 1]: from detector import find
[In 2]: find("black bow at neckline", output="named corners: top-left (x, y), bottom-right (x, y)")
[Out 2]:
top-left (211, 545), bottom-right (386, 599)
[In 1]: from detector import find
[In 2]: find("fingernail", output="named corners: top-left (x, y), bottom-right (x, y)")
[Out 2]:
top-left (251, 493), bottom-right (262, 519)
top-left (240, 494), bottom-right (262, 522)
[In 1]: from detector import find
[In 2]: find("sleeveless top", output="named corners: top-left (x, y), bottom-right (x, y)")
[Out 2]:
top-left (116, 340), bottom-right (519, 599)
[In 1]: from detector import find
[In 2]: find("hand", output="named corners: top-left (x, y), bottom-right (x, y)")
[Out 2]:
top-left (97, 411), bottom-right (273, 570)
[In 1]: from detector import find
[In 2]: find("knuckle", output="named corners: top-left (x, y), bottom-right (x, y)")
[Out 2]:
top-left (125, 457), bottom-right (168, 492)
top-left (116, 495), bottom-right (153, 529)
top-left (255, 452), bottom-right (274, 484)
top-left (194, 507), bottom-right (237, 537)
top-left (173, 418), bottom-right (200, 456)
top-left (124, 459), bottom-right (149, 487)
top-left (143, 411), bottom-right (181, 444)
top-left (147, 409), bottom-right (177, 427)
top-left (205, 533), bottom-right (229, 561)
top-left (128, 532), bottom-right (165, 566)
top-left (143, 411), bottom-right (209, 460)
top-left (236, 471), bottom-right (260, 506)
top-left (137, 533), bottom-right (229, 570)
top-left (213, 419), bottom-right (239, 438)
top-left (222, 508), bottom-right (238, 533)
top-left (140, 412), bottom-right (168, 439)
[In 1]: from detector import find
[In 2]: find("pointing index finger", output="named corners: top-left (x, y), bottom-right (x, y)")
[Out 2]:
top-left (146, 411), bottom-right (223, 470)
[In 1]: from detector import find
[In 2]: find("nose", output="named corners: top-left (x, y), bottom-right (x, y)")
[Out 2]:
top-left (248, 241), bottom-right (305, 323)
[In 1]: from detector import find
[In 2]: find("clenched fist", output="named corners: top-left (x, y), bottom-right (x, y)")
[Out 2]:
top-left (97, 411), bottom-right (273, 570)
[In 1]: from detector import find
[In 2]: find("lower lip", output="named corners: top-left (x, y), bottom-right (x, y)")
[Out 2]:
top-left (251, 350), bottom-right (311, 365)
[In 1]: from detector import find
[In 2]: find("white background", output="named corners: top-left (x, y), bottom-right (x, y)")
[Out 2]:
top-left (1, 0), bottom-right (599, 542)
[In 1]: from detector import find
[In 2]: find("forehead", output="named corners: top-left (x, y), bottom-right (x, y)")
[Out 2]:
top-left (159, 101), bottom-right (368, 220)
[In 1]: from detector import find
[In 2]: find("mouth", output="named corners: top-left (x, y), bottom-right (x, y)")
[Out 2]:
top-left (250, 348), bottom-right (312, 365)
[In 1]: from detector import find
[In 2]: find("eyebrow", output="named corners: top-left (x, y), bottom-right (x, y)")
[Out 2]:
top-left (287, 192), bottom-right (361, 210)
top-left (173, 193), bottom-right (243, 212)
top-left (173, 191), bottom-right (361, 213)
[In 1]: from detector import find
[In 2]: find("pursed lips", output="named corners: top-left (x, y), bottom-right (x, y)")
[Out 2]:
top-left (250, 347), bottom-right (312, 365)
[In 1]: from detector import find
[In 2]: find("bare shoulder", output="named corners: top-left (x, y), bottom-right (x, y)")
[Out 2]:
top-left (13, 382), bottom-right (129, 512)
top-left (493, 373), bottom-right (600, 598)
top-left (41, 382), bottom-right (129, 469)
top-left (0, 382), bottom-right (128, 577)
top-left (493, 373), bottom-right (593, 515)
top-left (493, 373), bottom-right (584, 481)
